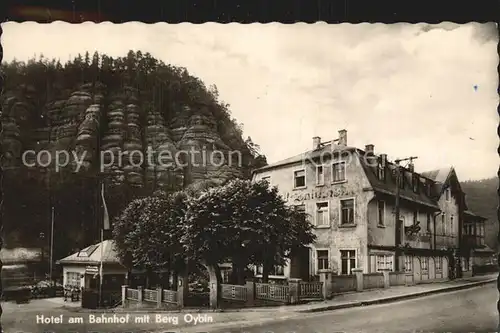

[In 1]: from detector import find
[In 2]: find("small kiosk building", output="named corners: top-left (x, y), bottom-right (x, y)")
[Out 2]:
top-left (56, 240), bottom-right (127, 292)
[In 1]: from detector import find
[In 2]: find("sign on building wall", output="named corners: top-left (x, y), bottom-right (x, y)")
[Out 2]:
top-left (85, 265), bottom-right (99, 274)
top-left (284, 186), bottom-right (353, 203)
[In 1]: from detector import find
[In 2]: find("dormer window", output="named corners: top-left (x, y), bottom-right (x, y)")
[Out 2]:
top-left (398, 170), bottom-right (405, 189)
top-left (377, 158), bottom-right (386, 181)
top-left (77, 244), bottom-right (98, 257)
top-left (412, 175), bottom-right (419, 193)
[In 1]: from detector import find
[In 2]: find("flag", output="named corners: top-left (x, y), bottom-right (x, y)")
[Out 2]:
top-left (101, 182), bottom-right (110, 230)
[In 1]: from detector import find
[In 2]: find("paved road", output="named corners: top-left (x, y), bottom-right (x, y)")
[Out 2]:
top-left (2, 284), bottom-right (498, 333)
top-left (200, 284), bottom-right (499, 333)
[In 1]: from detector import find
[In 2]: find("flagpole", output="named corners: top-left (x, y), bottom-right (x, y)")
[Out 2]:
top-left (98, 177), bottom-right (111, 308)
top-left (98, 179), bottom-right (104, 308)
top-left (99, 228), bottom-right (103, 307)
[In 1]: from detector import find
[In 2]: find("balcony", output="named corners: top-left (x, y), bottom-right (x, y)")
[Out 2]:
top-left (461, 234), bottom-right (481, 249)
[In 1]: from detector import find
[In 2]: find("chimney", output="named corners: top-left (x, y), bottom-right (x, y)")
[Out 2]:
top-left (380, 154), bottom-right (387, 166)
top-left (338, 129), bottom-right (347, 146)
top-left (313, 136), bottom-right (321, 150)
top-left (365, 144), bottom-right (374, 155)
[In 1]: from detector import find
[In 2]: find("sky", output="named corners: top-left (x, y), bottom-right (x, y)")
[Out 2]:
top-left (1, 22), bottom-right (499, 181)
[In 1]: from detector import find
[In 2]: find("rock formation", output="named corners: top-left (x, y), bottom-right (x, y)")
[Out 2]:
top-left (1, 82), bottom-right (247, 218)
top-left (0, 53), bottom-right (260, 251)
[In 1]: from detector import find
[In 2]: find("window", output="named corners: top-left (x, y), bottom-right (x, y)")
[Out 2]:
top-left (317, 250), bottom-right (329, 270)
top-left (261, 176), bottom-right (270, 183)
top-left (398, 171), bottom-right (405, 189)
top-left (295, 204), bottom-right (306, 214)
top-left (376, 255), bottom-right (393, 271)
top-left (271, 265), bottom-right (285, 276)
top-left (435, 257), bottom-right (442, 271)
top-left (480, 225), bottom-right (485, 245)
top-left (377, 200), bottom-right (385, 226)
top-left (315, 202), bottom-right (330, 227)
top-left (340, 250), bottom-right (356, 275)
top-left (442, 213), bottom-right (446, 235)
top-left (412, 175), bottom-right (419, 193)
top-left (397, 217), bottom-right (405, 244)
top-left (316, 165), bottom-right (325, 185)
top-left (413, 210), bottom-right (419, 225)
top-left (256, 265), bottom-right (285, 276)
top-left (340, 199), bottom-right (355, 225)
top-left (332, 161), bottom-right (346, 183)
top-left (450, 215), bottom-right (454, 234)
top-left (445, 188), bottom-right (450, 201)
top-left (402, 215), bottom-right (412, 227)
top-left (377, 158), bottom-right (386, 181)
top-left (421, 257), bottom-right (428, 271)
top-left (404, 256), bottom-right (412, 272)
top-left (222, 270), bottom-right (231, 283)
top-left (66, 272), bottom-right (81, 287)
top-left (426, 213), bottom-right (432, 232)
top-left (294, 169), bottom-right (306, 188)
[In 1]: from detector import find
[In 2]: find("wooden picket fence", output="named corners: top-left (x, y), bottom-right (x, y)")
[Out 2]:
top-left (124, 286), bottom-right (179, 306)
top-left (299, 281), bottom-right (323, 299)
top-left (221, 284), bottom-right (248, 302)
top-left (255, 283), bottom-right (290, 303)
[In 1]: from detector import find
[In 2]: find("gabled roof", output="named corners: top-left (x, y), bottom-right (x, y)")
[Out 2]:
top-left (56, 240), bottom-right (122, 266)
top-left (422, 167), bottom-right (463, 194)
top-left (254, 143), bottom-right (439, 209)
top-left (422, 167), bottom-right (469, 211)
top-left (464, 210), bottom-right (487, 221)
top-left (359, 155), bottom-right (439, 209)
top-left (254, 144), bottom-right (358, 173)
top-left (421, 168), bottom-right (450, 184)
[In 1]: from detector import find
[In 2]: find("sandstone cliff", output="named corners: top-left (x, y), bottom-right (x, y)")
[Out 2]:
top-left (0, 51), bottom-right (265, 254)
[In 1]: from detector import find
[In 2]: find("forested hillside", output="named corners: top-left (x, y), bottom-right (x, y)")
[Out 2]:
top-left (461, 177), bottom-right (498, 250)
top-left (0, 50), bottom-right (267, 257)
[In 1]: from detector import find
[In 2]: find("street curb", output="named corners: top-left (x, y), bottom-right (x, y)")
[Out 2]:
top-left (297, 279), bottom-right (496, 313)
top-left (176, 279), bottom-right (498, 333)
top-left (59, 279), bottom-right (496, 315)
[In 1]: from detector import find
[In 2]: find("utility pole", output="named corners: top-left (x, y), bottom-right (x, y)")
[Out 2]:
top-left (394, 156), bottom-right (418, 272)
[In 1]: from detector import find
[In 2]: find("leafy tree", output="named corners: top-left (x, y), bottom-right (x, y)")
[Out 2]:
top-left (181, 179), bottom-right (316, 284)
top-left (183, 179), bottom-right (224, 197)
top-left (112, 191), bottom-right (187, 288)
top-left (245, 136), bottom-right (268, 171)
